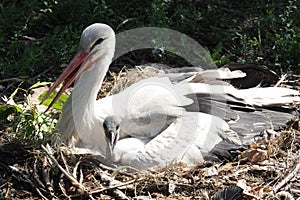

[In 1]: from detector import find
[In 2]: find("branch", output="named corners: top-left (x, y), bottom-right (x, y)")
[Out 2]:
top-left (41, 144), bottom-right (93, 199)
top-left (272, 160), bottom-right (300, 194)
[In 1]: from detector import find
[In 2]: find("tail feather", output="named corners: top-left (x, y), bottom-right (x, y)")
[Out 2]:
top-left (185, 82), bottom-right (299, 149)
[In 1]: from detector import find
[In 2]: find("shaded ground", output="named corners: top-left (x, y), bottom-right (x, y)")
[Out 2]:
top-left (0, 71), bottom-right (299, 199)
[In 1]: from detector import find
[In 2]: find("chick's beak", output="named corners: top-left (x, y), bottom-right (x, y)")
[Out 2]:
top-left (103, 116), bottom-right (120, 157)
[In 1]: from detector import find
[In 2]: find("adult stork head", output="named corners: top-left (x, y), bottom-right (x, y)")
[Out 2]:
top-left (41, 23), bottom-right (115, 110)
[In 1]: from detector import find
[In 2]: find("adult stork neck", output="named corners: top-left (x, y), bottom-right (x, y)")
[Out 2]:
top-left (75, 55), bottom-right (111, 116)
top-left (70, 50), bottom-right (114, 153)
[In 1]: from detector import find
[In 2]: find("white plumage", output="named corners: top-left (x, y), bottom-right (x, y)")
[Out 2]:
top-left (42, 23), bottom-right (300, 170)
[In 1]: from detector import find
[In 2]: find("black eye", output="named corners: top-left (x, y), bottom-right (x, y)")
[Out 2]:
top-left (91, 38), bottom-right (104, 50)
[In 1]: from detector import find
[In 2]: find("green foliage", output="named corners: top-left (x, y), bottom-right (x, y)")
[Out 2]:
top-left (0, 103), bottom-right (56, 144)
top-left (39, 90), bottom-right (69, 110)
top-left (0, 1), bottom-right (298, 90)
top-left (1, 0), bottom-right (299, 80)
top-left (228, 1), bottom-right (300, 72)
top-left (0, 82), bottom-right (66, 144)
top-left (210, 43), bottom-right (232, 66)
top-left (0, 104), bottom-right (22, 123)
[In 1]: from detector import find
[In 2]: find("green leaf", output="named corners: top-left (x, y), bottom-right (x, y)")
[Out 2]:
top-left (0, 104), bottom-right (22, 121)
top-left (9, 87), bottom-right (19, 101)
top-left (38, 90), bottom-right (69, 110)
top-left (29, 81), bottom-right (51, 90)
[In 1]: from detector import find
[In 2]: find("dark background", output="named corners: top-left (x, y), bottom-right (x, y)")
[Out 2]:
top-left (0, 0), bottom-right (299, 86)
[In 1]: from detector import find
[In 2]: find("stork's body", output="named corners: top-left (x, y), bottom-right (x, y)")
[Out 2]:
top-left (43, 23), bottom-right (300, 170)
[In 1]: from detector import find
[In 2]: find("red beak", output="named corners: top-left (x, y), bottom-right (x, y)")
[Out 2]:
top-left (41, 49), bottom-right (89, 111)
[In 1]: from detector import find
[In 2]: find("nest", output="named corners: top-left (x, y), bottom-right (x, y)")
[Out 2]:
top-left (1, 66), bottom-right (300, 199)
top-left (0, 125), bottom-right (299, 199)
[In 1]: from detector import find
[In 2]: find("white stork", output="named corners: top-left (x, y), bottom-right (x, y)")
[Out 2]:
top-left (42, 23), bottom-right (300, 170)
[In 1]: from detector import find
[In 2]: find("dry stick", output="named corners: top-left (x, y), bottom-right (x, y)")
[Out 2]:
top-left (44, 146), bottom-right (96, 200)
top-left (96, 162), bottom-right (136, 177)
top-left (79, 166), bottom-right (84, 185)
top-left (98, 162), bottom-right (120, 172)
top-left (274, 74), bottom-right (288, 87)
top-left (70, 173), bottom-right (145, 198)
top-left (94, 169), bottom-right (129, 200)
top-left (33, 158), bottom-right (46, 189)
top-left (9, 165), bottom-right (49, 200)
top-left (41, 145), bottom-right (93, 199)
top-left (107, 66), bottom-right (127, 96)
top-left (0, 182), bottom-right (7, 190)
top-left (69, 177), bottom-right (142, 199)
top-left (290, 188), bottom-right (300, 194)
top-left (91, 177), bottom-right (144, 194)
top-left (73, 160), bottom-right (82, 180)
top-left (116, 18), bottom-right (138, 31)
top-left (42, 156), bottom-right (55, 198)
top-left (0, 77), bottom-right (25, 83)
top-left (60, 151), bottom-right (70, 174)
top-left (272, 160), bottom-right (300, 194)
top-left (79, 156), bottom-right (126, 175)
top-left (4, 183), bottom-right (11, 199)
top-left (58, 174), bottom-right (70, 199)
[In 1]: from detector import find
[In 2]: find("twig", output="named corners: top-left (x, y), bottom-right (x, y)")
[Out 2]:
top-left (0, 77), bottom-right (25, 83)
top-left (69, 169), bottom-right (137, 199)
top-left (116, 18), bottom-right (138, 31)
top-left (78, 156), bottom-right (130, 176)
top-left (32, 158), bottom-right (46, 189)
top-left (60, 151), bottom-right (70, 174)
top-left (94, 168), bottom-right (129, 199)
top-left (107, 66), bottom-right (127, 96)
top-left (272, 160), bottom-right (300, 193)
top-left (5, 183), bottom-right (11, 199)
top-left (274, 74), bottom-right (287, 87)
top-left (58, 174), bottom-right (71, 199)
top-left (79, 167), bottom-right (84, 185)
top-left (0, 182), bottom-right (7, 190)
top-left (290, 188), bottom-right (300, 194)
top-left (42, 156), bottom-right (55, 198)
top-left (95, 168), bottom-right (129, 200)
top-left (73, 160), bottom-right (82, 180)
top-left (91, 177), bottom-right (144, 194)
top-left (41, 145), bottom-right (89, 195)
top-left (98, 162), bottom-right (121, 172)
top-left (10, 166), bottom-right (48, 200)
